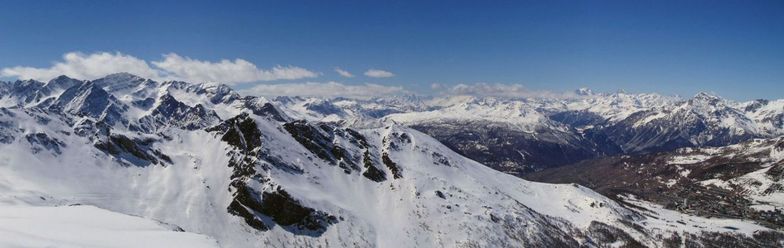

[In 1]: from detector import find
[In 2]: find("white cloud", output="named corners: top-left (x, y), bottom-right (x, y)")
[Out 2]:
top-left (239, 81), bottom-right (407, 98)
top-left (364, 69), bottom-right (394, 78)
top-left (0, 51), bottom-right (318, 85)
top-left (442, 83), bottom-right (577, 99)
top-left (334, 67), bottom-right (354, 78)
top-left (152, 53), bottom-right (317, 84)
top-left (1, 52), bottom-right (160, 82)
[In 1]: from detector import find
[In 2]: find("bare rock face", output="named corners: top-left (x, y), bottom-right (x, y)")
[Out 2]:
top-left (94, 134), bottom-right (172, 167)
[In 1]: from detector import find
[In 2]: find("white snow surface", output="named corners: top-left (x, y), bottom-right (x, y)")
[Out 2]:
top-left (0, 205), bottom-right (219, 248)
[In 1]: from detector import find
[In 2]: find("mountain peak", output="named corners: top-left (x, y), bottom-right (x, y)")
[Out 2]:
top-left (575, 88), bottom-right (594, 96)
top-left (691, 92), bottom-right (723, 105)
top-left (46, 75), bottom-right (83, 89)
top-left (93, 73), bottom-right (149, 86)
top-left (51, 75), bottom-right (77, 81)
top-left (102, 72), bottom-right (144, 80)
top-left (92, 72), bottom-right (156, 94)
top-left (13, 78), bottom-right (44, 87)
top-left (694, 91), bottom-right (719, 99)
top-left (49, 81), bottom-right (117, 118)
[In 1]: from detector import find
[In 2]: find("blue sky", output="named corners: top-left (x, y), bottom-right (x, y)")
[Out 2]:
top-left (0, 0), bottom-right (782, 100)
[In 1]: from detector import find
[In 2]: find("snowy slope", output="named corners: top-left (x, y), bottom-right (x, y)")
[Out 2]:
top-left (0, 205), bottom-right (219, 248)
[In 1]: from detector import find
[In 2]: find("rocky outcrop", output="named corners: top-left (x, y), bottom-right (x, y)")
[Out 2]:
top-left (209, 114), bottom-right (339, 234)
top-left (94, 134), bottom-right (171, 167)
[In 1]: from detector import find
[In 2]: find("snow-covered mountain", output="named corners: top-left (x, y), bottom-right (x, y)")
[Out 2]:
top-left (741, 99), bottom-right (784, 137)
top-left (599, 92), bottom-right (761, 153)
top-left (269, 89), bottom-right (784, 176)
top-left (1, 74), bottom-right (780, 247)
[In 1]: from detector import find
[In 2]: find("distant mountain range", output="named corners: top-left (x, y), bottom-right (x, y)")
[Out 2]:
top-left (268, 86), bottom-right (784, 176)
